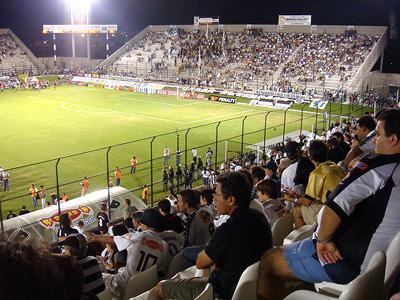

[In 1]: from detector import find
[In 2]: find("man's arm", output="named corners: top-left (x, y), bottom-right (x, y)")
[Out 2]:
top-left (315, 206), bottom-right (343, 264)
top-left (342, 146), bottom-right (362, 169)
top-left (86, 232), bottom-right (115, 246)
top-left (196, 250), bottom-right (214, 269)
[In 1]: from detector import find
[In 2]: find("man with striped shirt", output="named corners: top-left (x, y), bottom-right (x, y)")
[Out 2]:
top-left (59, 234), bottom-right (105, 299)
top-left (257, 108), bottom-right (400, 300)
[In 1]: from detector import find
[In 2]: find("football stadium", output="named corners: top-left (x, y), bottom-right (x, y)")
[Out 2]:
top-left (1, 0), bottom-right (400, 299)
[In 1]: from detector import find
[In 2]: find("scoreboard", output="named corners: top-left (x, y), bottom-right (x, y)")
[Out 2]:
top-left (43, 24), bottom-right (118, 34)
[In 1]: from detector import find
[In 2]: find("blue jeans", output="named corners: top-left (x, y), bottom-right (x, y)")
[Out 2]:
top-left (182, 246), bottom-right (206, 267)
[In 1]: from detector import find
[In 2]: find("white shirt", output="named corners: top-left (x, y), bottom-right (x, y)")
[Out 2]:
top-left (192, 148), bottom-right (197, 158)
top-left (114, 230), bottom-right (168, 290)
top-left (281, 161), bottom-right (298, 190)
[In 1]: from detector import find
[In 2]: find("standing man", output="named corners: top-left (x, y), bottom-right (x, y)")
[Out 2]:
top-left (163, 146), bottom-right (171, 166)
top-left (114, 167), bottom-right (122, 187)
top-left (39, 185), bottom-right (46, 209)
top-left (206, 147), bottom-right (213, 168)
top-left (29, 184), bottom-right (38, 208)
top-left (192, 147), bottom-right (198, 166)
top-left (81, 177), bottom-right (89, 196)
top-left (141, 184), bottom-right (148, 206)
top-left (168, 166), bottom-right (175, 191)
top-left (176, 149), bottom-right (182, 167)
top-left (97, 203), bottom-right (110, 234)
top-left (2, 169), bottom-right (9, 191)
top-left (130, 156), bottom-right (138, 174)
top-left (257, 108), bottom-right (400, 300)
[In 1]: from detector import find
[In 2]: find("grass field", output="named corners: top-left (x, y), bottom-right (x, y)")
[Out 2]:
top-left (0, 84), bottom-right (367, 217)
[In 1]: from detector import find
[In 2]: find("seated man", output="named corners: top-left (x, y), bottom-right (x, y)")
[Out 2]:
top-left (257, 108), bottom-right (400, 300)
top-left (290, 140), bottom-right (344, 228)
top-left (87, 208), bottom-right (169, 300)
top-left (155, 172), bottom-right (272, 300)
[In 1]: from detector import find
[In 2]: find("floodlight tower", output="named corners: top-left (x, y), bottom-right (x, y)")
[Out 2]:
top-left (66, 0), bottom-right (92, 58)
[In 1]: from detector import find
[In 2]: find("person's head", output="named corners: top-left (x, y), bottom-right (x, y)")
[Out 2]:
top-left (100, 203), bottom-right (107, 212)
top-left (139, 208), bottom-right (165, 232)
top-left (256, 179), bottom-right (278, 202)
top-left (264, 161), bottom-right (278, 178)
top-left (22, 205), bottom-right (26, 210)
top-left (178, 189), bottom-right (199, 214)
top-left (308, 140), bottom-right (328, 164)
top-left (293, 156), bottom-right (315, 187)
top-left (132, 211), bottom-right (144, 230)
top-left (251, 166), bottom-right (266, 184)
top-left (215, 172), bottom-right (252, 215)
top-left (40, 185), bottom-right (44, 189)
top-left (327, 137), bottom-right (339, 149)
top-left (374, 109), bottom-right (400, 155)
top-left (200, 188), bottom-right (214, 206)
top-left (356, 115), bottom-right (376, 140)
top-left (237, 169), bottom-right (254, 188)
top-left (285, 141), bottom-right (300, 161)
top-left (278, 158), bottom-right (291, 177)
top-left (77, 221), bottom-right (84, 229)
top-left (60, 213), bottom-right (72, 227)
top-left (0, 238), bottom-right (68, 299)
top-left (58, 234), bottom-right (88, 258)
top-left (331, 131), bottom-right (344, 142)
top-left (52, 253), bottom-right (84, 300)
top-left (8, 210), bottom-right (12, 214)
top-left (123, 217), bottom-right (134, 229)
top-left (111, 223), bottom-right (129, 236)
top-left (124, 198), bottom-right (131, 207)
top-left (158, 199), bottom-right (171, 216)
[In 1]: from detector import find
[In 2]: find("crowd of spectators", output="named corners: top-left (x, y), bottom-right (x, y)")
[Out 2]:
top-left (2, 108), bottom-right (400, 300)
top-left (112, 28), bottom-right (378, 93)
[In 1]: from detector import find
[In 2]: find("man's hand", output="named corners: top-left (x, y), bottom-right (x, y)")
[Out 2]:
top-left (85, 231), bottom-right (95, 242)
top-left (316, 241), bottom-right (343, 264)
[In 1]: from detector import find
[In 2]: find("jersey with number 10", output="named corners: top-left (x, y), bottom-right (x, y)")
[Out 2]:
top-left (114, 230), bottom-right (168, 290)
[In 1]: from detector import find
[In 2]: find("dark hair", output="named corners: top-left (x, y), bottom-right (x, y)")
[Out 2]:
top-left (293, 157), bottom-right (315, 186)
top-left (256, 179), bottom-right (278, 199)
top-left (251, 166), bottom-right (266, 182)
top-left (60, 213), bottom-right (71, 227)
top-left (0, 239), bottom-right (68, 299)
top-left (132, 211), bottom-right (144, 221)
top-left (52, 254), bottom-right (84, 300)
top-left (308, 140), bottom-right (328, 163)
top-left (123, 217), bottom-right (134, 229)
top-left (357, 115), bottom-right (376, 132)
top-left (216, 172), bottom-right (252, 208)
top-left (200, 189), bottom-right (214, 205)
top-left (327, 137), bottom-right (339, 148)
top-left (179, 189), bottom-right (199, 208)
top-left (376, 109), bottom-right (400, 143)
top-left (124, 198), bottom-right (131, 206)
top-left (100, 203), bottom-right (107, 211)
top-left (331, 132), bottom-right (344, 141)
top-left (112, 223), bottom-right (129, 236)
top-left (285, 141), bottom-right (300, 160)
top-left (158, 199), bottom-right (171, 214)
top-left (238, 169), bottom-right (254, 186)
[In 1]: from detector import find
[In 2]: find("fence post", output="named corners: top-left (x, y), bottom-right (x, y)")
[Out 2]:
top-left (240, 116), bottom-right (248, 155)
top-left (300, 103), bottom-right (307, 136)
top-left (315, 105), bottom-right (319, 138)
top-left (215, 121), bottom-right (221, 170)
top-left (150, 136), bottom-right (156, 208)
top-left (184, 128), bottom-right (191, 166)
top-left (106, 146), bottom-right (112, 219)
top-left (282, 107), bottom-right (289, 144)
top-left (329, 98), bottom-right (332, 128)
top-left (263, 112), bottom-right (271, 156)
top-left (0, 200), bottom-right (4, 235)
top-left (55, 158), bottom-right (62, 220)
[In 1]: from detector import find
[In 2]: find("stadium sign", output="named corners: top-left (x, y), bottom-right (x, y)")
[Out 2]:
top-left (194, 17), bottom-right (220, 26)
top-left (209, 95), bottom-right (236, 104)
top-left (43, 24), bottom-right (118, 34)
top-left (278, 15), bottom-right (312, 26)
top-left (39, 206), bottom-right (95, 230)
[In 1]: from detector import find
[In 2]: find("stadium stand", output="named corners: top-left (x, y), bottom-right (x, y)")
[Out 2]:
top-left (99, 25), bottom-right (387, 95)
top-left (0, 28), bottom-right (44, 75)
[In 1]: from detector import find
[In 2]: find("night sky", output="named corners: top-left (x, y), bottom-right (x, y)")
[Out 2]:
top-left (0, 0), bottom-right (399, 61)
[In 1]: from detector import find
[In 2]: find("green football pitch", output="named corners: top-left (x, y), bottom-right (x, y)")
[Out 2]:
top-left (0, 84), bottom-right (363, 217)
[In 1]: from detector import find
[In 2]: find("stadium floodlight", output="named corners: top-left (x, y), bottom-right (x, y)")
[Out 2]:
top-left (65, 0), bottom-right (94, 24)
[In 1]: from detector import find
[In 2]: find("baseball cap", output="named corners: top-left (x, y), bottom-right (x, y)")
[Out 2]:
top-left (58, 234), bottom-right (87, 257)
top-left (140, 208), bottom-right (165, 232)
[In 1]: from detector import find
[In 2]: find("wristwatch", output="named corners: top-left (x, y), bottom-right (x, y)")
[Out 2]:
top-left (314, 232), bottom-right (332, 244)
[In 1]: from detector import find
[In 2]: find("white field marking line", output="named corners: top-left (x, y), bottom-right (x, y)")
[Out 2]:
top-left (110, 95), bottom-right (204, 107)
top-left (187, 109), bottom-right (256, 124)
top-left (60, 102), bottom-right (186, 124)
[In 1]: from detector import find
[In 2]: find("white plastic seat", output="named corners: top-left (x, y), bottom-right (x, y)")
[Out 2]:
top-left (271, 214), bottom-right (294, 247)
top-left (128, 289), bottom-right (158, 300)
top-left (315, 232), bottom-right (400, 298)
top-left (123, 265), bottom-right (159, 300)
top-left (231, 261), bottom-right (260, 300)
top-left (284, 251), bottom-right (386, 300)
top-left (194, 283), bottom-right (213, 300)
top-left (164, 251), bottom-right (187, 279)
top-left (97, 288), bottom-right (113, 300)
top-left (283, 223), bottom-right (316, 245)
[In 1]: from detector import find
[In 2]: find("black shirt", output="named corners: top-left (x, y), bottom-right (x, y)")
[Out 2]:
top-left (97, 211), bottom-right (110, 233)
top-left (165, 213), bottom-right (184, 234)
top-left (58, 226), bottom-right (79, 238)
top-left (205, 207), bottom-right (272, 299)
top-left (19, 209), bottom-right (30, 215)
top-left (6, 213), bottom-right (16, 219)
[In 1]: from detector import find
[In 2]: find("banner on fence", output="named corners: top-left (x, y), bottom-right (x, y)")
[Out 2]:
top-left (278, 15), bottom-right (312, 26)
top-left (309, 99), bottom-right (328, 109)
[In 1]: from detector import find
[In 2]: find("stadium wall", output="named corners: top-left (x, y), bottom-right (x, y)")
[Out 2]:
top-left (39, 57), bottom-right (103, 70)
top-left (363, 70), bottom-right (400, 91)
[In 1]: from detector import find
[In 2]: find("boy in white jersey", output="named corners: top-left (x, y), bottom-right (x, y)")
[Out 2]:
top-left (87, 208), bottom-right (169, 299)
